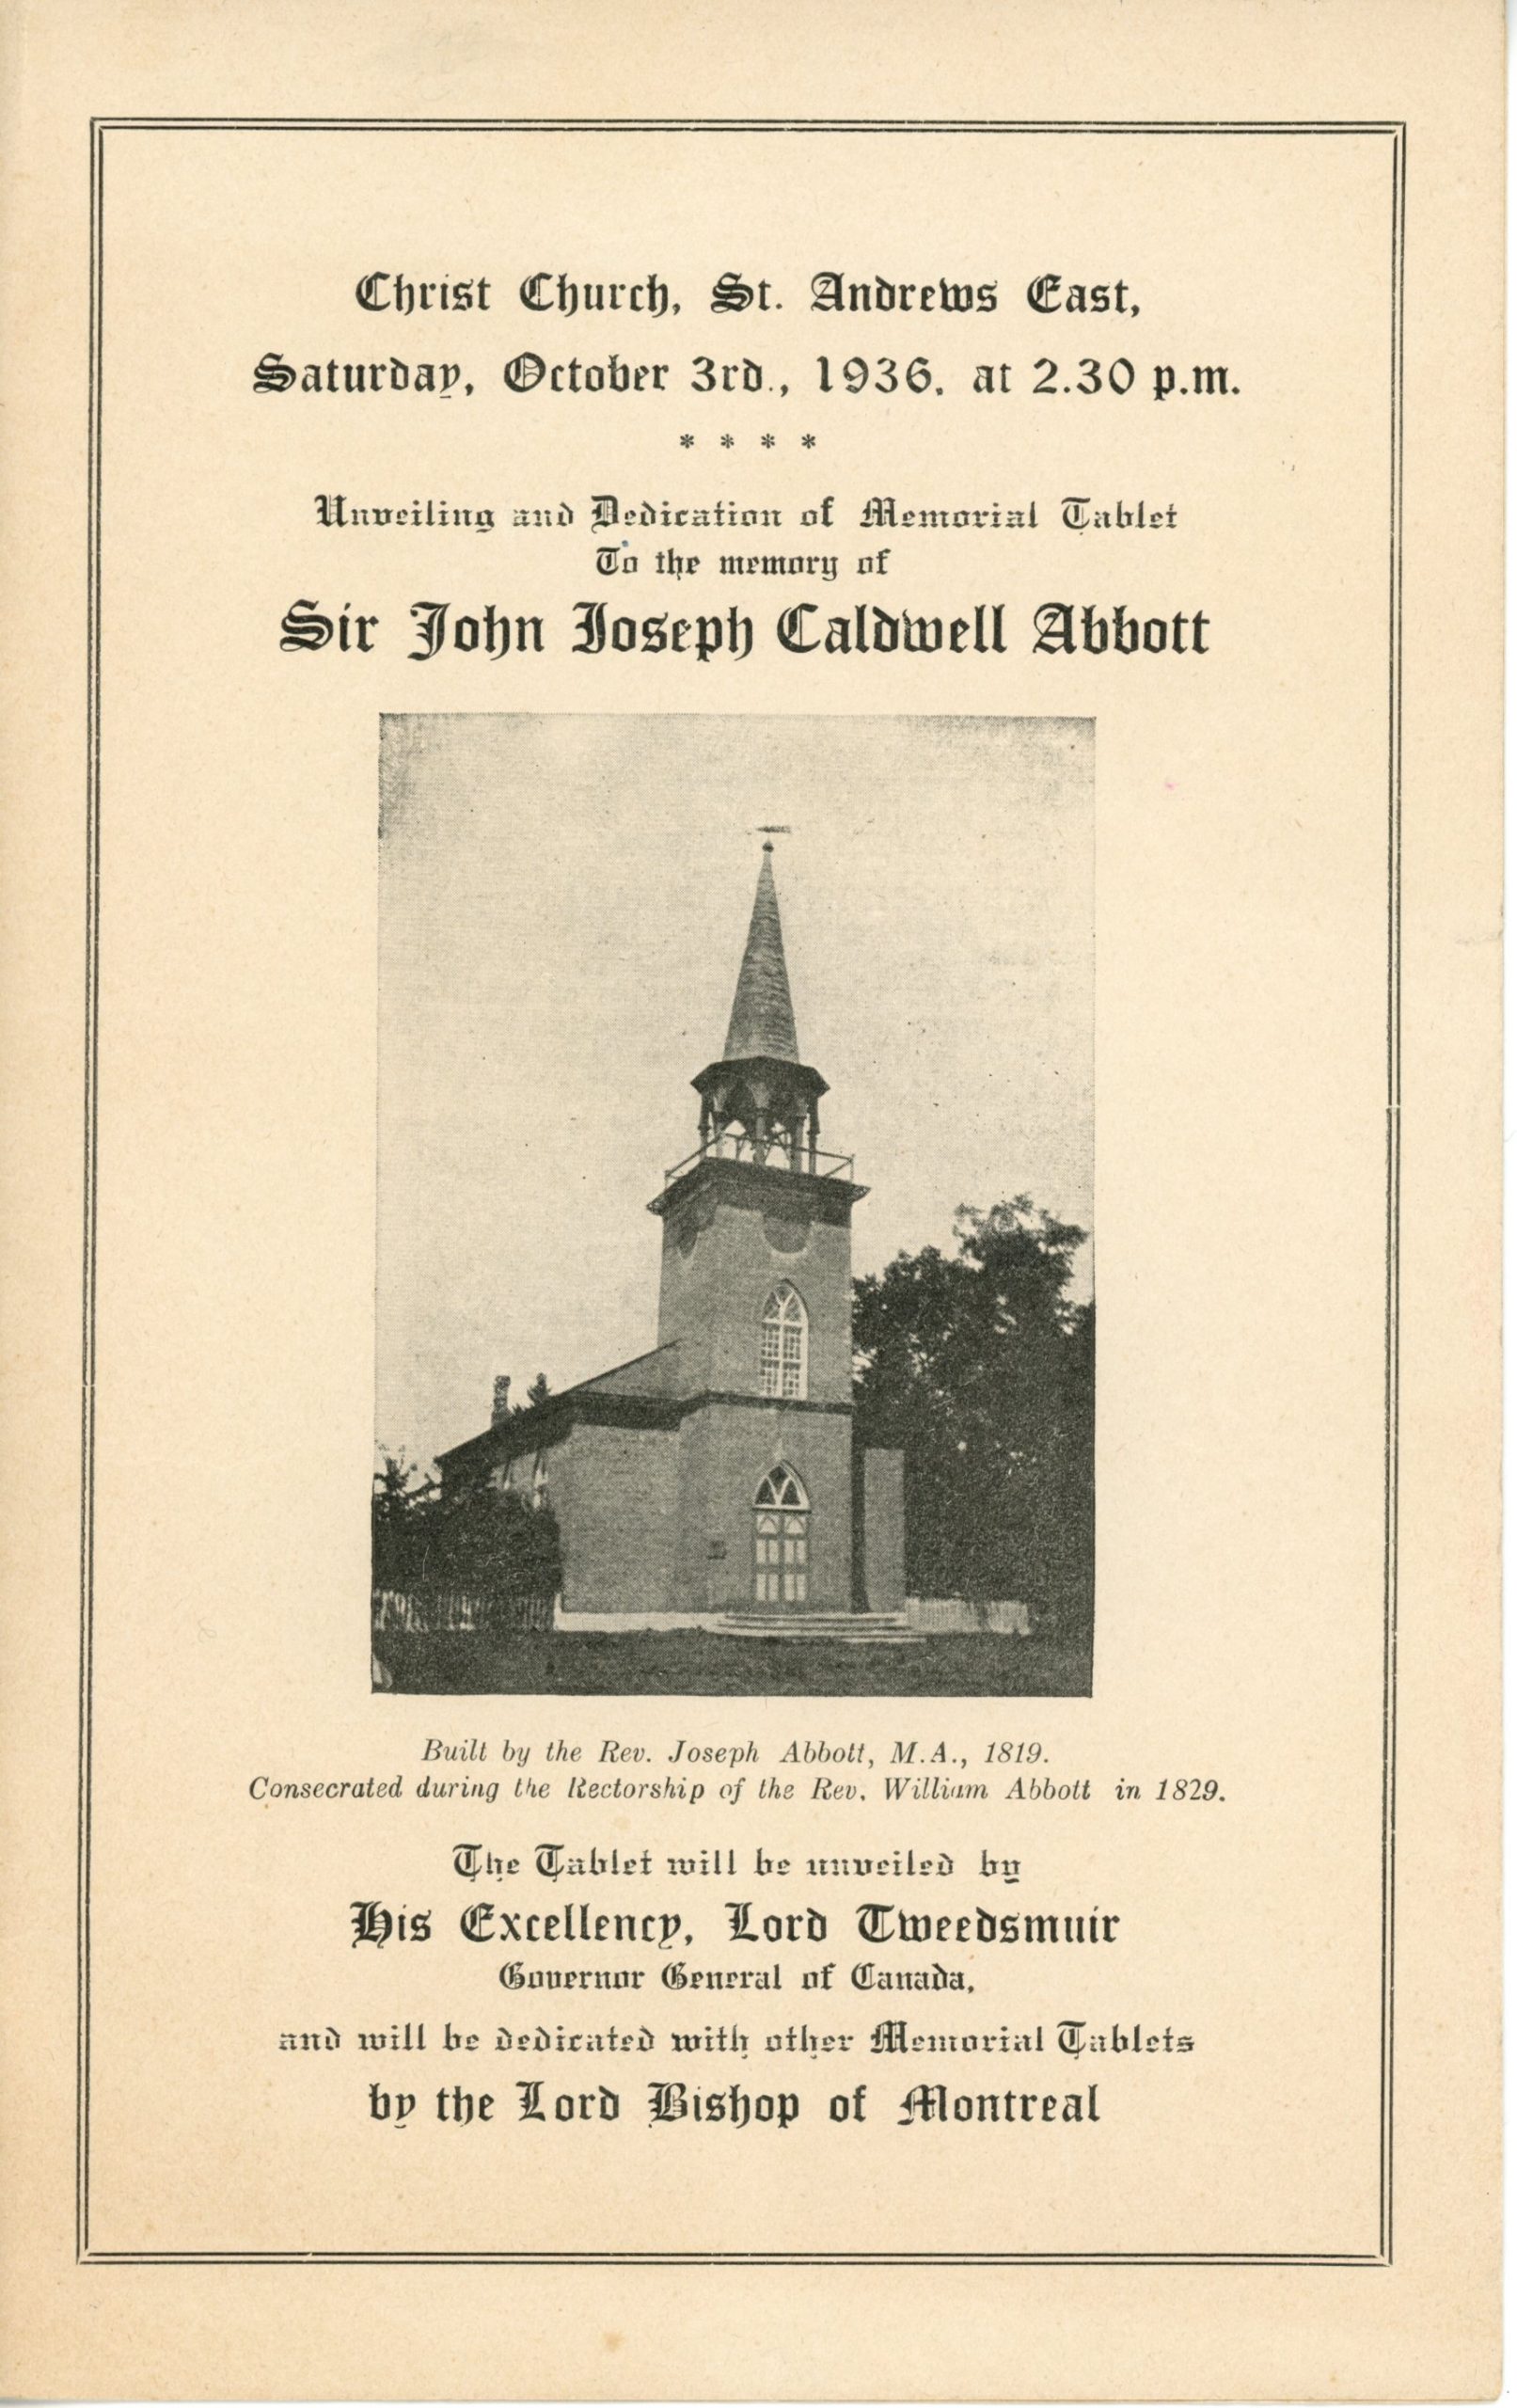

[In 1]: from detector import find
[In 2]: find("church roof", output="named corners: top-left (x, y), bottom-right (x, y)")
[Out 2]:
top-left (723, 846), bottom-right (800, 1063)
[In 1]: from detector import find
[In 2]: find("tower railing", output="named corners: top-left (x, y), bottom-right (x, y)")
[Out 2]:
top-left (662, 1129), bottom-right (855, 1186)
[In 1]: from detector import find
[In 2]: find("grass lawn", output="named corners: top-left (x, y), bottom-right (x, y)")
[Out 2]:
top-left (375, 1624), bottom-right (1092, 1698)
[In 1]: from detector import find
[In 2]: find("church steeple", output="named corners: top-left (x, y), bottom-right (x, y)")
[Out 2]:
top-left (688, 845), bottom-right (829, 1174)
top-left (724, 844), bottom-right (800, 1063)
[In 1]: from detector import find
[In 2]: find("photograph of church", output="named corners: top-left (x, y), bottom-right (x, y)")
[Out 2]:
top-left (372, 713), bottom-right (1095, 1697)
top-left (434, 839), bottom-right (908, 1636)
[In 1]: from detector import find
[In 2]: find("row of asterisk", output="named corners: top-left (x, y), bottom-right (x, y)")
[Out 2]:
top-left (679, 432), bottom-right (816, 448)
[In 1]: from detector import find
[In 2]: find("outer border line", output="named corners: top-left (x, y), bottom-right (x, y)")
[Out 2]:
top-left (79, 115), bottom-right (1404, 2269)
top-left (1378, 119), bottom-right (1406, 2272)
top-left (78, 111), bottom-right (105, 2268)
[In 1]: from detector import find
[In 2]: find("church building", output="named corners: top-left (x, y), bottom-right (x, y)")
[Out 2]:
top-left (436, 845), bottom-right (907, 1634)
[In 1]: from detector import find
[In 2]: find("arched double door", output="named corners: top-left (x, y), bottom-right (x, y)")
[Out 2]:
top-left (752, 1464), bottom-right (809, 1606)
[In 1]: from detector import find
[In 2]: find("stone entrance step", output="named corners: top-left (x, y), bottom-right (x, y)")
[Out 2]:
top-left (710, 1610), bottom-right (923, 1644)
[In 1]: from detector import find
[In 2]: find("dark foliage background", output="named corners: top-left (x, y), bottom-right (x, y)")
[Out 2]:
top-left (852, 1197), bottom-right (1094, 1617)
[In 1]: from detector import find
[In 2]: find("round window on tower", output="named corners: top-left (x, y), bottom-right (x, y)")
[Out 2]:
top-left (763, 1213), bottom-right (808, 1256)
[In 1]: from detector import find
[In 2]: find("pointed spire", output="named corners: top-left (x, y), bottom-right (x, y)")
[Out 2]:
top-left (723, 843), bottom-right (799, 1062)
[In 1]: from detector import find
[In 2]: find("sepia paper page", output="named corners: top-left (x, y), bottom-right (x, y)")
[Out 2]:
top-left (0, 0), bottom-right (1501, 2397)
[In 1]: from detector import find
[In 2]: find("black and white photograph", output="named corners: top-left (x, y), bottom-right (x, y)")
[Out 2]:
top-left (372, 713), bottom-right (1094, 1696)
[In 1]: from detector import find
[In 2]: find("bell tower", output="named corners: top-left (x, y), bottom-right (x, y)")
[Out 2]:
top-left (650, 844), bottom-right (867, 1614)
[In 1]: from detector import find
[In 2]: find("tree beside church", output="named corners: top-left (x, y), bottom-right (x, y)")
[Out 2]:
top-left (852, 1200), bottom-right (1094, 1621)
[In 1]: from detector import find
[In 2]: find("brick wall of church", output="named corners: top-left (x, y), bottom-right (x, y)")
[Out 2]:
top-left (673, 1402), bottom-right (853, 1612)
top-left (657, 1185), bottom-right (854, 1405)
top-left (861, 1447), bottom-right (907, 1613)
top-left (555, 1422), bottom-right (677, 1618)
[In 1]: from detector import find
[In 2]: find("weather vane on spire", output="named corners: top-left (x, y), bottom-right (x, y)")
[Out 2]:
top-left (755, 822), bottom-right (792, 851)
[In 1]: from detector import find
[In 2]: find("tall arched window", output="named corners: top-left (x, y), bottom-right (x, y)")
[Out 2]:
top-left (759, 1283), bottom-right (809, 1400)
top-left (753, 1465), bottom-right (809, 1606)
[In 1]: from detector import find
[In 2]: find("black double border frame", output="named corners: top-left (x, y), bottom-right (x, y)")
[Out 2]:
top-left (80, 117), bottom-right (1406, 2268)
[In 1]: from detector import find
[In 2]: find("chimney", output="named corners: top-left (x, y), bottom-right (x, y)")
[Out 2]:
top-left (491, 1375), bottom-right (512, 1428)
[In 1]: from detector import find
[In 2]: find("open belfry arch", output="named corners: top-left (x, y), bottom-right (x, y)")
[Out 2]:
top-left (437, 843), bottom-right (909, 1638)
